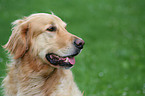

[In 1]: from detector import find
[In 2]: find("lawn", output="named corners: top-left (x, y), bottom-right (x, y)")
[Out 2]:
top-left (0, 0), bottom-right (145, 96)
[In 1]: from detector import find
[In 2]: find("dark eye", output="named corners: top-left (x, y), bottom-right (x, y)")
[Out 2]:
top-left (46, 26), bottom-right (56, 32)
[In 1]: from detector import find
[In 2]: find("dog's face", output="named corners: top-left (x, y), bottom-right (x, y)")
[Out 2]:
top-left (4, 13), bottom-right (84, 69)
top-left (29, 13), bottom-right (85, 69)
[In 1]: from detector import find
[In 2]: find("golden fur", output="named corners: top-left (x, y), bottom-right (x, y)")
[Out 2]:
top-left (2, 13), bottom-right (83, 96)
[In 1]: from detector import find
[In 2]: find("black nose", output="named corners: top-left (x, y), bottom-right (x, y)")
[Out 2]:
top-left (74, 38), bottom-right (85, 49)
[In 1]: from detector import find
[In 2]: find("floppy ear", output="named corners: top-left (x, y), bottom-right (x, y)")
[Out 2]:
top-left (3, 19), bottom-right (30, 59)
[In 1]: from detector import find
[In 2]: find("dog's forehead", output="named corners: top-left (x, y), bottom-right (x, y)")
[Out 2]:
top-left (28, 13), bottom-right (66, 26)
top-left (50, 15), bottom-right (67, 27)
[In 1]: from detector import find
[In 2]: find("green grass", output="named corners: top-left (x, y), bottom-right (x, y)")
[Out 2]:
top-left (0, 0), bottom-right (145, 96)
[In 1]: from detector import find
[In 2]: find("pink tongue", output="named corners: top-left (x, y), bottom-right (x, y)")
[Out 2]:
top-left (66, 57), bottom-right (75, 65)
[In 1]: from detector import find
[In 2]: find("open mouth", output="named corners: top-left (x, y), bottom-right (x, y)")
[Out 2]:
top-left (46, 53), bottom-right (76, 69)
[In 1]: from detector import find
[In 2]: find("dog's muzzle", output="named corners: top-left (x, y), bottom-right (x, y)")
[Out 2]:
top-left (46, 38), bottom-right (85, 69)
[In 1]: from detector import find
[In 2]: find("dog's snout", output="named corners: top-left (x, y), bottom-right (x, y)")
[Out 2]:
top-left (74, 38), bottom-right (85, 49)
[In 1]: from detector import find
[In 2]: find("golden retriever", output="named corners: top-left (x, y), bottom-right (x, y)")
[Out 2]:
top-left (2, 13), bottom-right (85, 96)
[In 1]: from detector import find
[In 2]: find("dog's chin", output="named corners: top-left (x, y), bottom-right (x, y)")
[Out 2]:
top-left (45, 53), bottom-right (79, 69)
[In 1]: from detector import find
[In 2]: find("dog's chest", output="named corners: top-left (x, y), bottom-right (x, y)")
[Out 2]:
top-left (50, 76), bottom-right (82, 96)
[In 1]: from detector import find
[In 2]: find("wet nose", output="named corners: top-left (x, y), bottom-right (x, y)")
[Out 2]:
top-left (74, 38), bottom-right (85, 49)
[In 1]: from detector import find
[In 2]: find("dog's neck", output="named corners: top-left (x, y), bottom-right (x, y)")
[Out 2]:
top-left (15, 52), bottom-right (68, 95)
top-left (19, 52), bottom-right (55, 76)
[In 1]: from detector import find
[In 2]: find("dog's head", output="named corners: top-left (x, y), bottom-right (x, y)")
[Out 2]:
top-left (4, 13), bottom-right (84, 69)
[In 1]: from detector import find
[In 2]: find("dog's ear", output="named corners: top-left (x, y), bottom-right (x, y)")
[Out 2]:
top-left (3, 19), bottom-right (31, 59)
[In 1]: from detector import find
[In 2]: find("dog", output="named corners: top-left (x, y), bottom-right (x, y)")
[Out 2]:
top-left (2, 13), bottom-right (85, 96)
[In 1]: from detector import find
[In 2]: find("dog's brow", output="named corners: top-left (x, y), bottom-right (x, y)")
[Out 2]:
top-left (56, 22), bottom-right (67, 28)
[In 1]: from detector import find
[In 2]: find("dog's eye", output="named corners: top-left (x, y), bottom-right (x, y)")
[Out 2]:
top-left (46, 26), bottom-right (56, 32)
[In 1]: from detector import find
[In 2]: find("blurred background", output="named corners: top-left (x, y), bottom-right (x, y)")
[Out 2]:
top-left (0, 0), bottom-right (145, 96)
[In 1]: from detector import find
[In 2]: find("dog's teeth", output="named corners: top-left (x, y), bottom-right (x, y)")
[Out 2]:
top-left (65, 58), bottom-right (69, 62)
